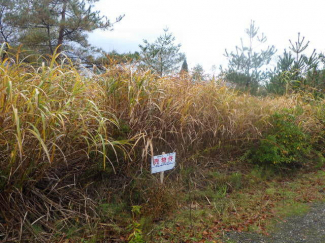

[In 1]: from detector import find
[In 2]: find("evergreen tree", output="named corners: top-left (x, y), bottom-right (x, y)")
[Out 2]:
top-left (224, 20), bottom-right (276, 91)
top-left (0, 0), bottom-right (21, 59)
top-left (139, 28), bottom-right (185, 77)
top-left (267, 33), bottom-right (324, 95)
top-left (0, 0), bottom-right (19, 44)
top-left (3, 0), bottom-right (123, 57)
top-left (191, 64), bottom-right (205, 82)
top-left (180, 58), bottom-right (188, 73)
top-left (289, 33), bottom-right (319, 74)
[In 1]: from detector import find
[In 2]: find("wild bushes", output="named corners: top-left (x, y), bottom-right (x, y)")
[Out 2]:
top-left (245, 101), bottom-right (325, 170)
top-left (248, 112), bottom-right (311, 168)
top-left (0, 51), bottom-right (324, 241)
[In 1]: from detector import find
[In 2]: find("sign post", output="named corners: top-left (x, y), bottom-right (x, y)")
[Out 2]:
top-left (160, 170), bottom-right (164, 184)
top-left (160, 152), bottom-right (165, 184)
top-left (151, 152), bottom-right (176, 184)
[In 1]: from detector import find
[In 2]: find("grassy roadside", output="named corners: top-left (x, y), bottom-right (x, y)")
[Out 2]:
top-left (144, 168), bottom-right (325, 243)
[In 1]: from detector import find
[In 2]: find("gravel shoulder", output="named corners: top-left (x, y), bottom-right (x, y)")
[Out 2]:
top-left (224, 202), bottom-right (325, 243)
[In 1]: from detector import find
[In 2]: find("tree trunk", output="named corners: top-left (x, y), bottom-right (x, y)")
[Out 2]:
top-left (47, 25), bottom-right (54, 55)
top-left (56, 0), bottom-right (67, 54)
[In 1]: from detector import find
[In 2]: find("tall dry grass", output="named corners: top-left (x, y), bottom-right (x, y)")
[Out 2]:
top-left (0, 48), bottom-right (323, 241)
top-left (103, 67), bottom-right (323, 163)
top-left (0, 50), bottom-right (133, 241)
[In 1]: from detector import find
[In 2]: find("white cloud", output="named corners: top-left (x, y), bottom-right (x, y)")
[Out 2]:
top-left (90, 0), bottom-right (325, 72)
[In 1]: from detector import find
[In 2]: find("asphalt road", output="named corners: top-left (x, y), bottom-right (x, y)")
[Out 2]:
top-left (224, 203), bottom-right (325, 243)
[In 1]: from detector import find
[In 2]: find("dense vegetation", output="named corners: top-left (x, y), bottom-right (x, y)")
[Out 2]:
top-left (0, 1), bottom-right (325, 242)
top-left (0, 45), bottom-right (324, 241)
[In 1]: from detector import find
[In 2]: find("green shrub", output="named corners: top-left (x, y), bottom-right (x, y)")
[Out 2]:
top-left (249, 112), bottom-right (311, 169)
top-left (127, 206), bottom-right (145, 243)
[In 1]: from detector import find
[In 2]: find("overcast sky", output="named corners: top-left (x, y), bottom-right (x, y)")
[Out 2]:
top-left (89, 0), bottom-right (325, 73)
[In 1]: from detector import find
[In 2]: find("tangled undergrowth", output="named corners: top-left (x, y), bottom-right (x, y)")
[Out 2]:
top-left (0, 49), bottom-right (324, 242)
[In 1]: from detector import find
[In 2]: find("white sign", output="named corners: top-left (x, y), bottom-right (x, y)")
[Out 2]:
top-left (151, 152), bottom-right (176, 174)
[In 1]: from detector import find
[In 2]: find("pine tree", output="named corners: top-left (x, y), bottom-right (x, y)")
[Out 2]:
top-left (0, 0), bottom-right (21, 59)
top-left (289, 33), bottom-right (319, 74)
top-left (191, 64), bottom-right (205, 82)
top-left (139, 28), bottom-right (185, 77)
top-left (0, 0), bottom-right (19, 44)
top-left (224, 20), bottom-right (276, 90)
top-left (4, 0), bottom-right (124, 57)
top-left (180, 58), bottom-right (188, 73)
top-left (267, 33), bottom-right (323, 94)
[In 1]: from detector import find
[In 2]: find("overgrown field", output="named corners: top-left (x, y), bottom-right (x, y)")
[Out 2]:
top-left (0, 53), bottom-right (324, 242)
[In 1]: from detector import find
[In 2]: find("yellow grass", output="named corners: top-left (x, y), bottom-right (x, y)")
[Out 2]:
top-left (0, 50), bottom-right (324, 241)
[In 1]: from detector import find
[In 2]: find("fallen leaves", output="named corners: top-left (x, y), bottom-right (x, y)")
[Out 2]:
top-left (150, 169), bottom-right (325, 242)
